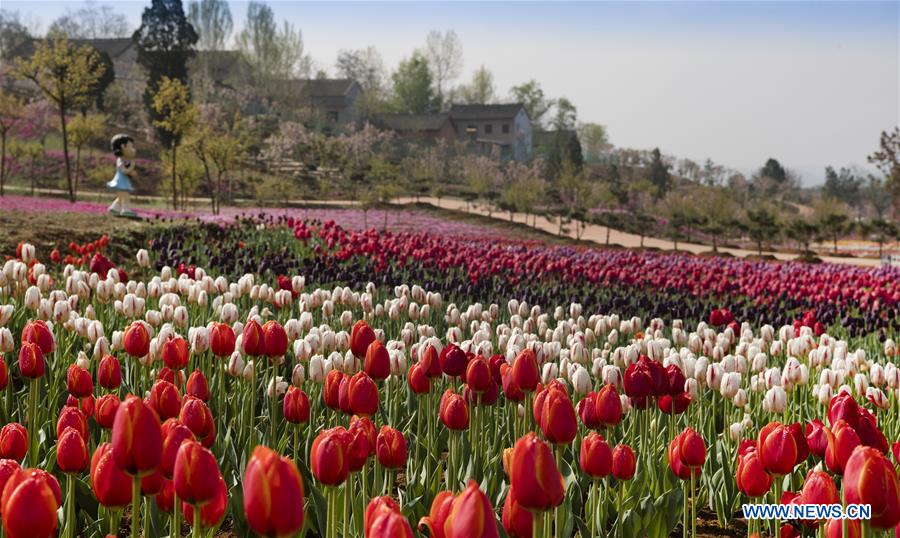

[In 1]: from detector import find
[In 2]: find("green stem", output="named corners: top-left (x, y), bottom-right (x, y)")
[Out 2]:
top-left (193, 504), bottom-right (201, 538)
top-left (66, 474), bottom-right (75, 538)
top-left (690, 471), bottom-right (697, 538)
top-left (172, 493), bottom-right (181, 538)
top-left (131, 476), bottom-right (141, 538)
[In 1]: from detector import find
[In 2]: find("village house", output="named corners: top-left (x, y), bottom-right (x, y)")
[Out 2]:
top-left (377, 103), bottom-right (533, 162)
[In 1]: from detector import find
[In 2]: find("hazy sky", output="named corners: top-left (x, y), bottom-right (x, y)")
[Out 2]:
top-left (8, 1), bottom-right (900, 185)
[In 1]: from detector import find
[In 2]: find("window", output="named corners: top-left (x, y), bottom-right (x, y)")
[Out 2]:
top-left (502, 124), bottom-right (510, 134)
top-left (484, 124), bottom-right (493, 134)
top-left (326, 111), bottom-right (339, 122)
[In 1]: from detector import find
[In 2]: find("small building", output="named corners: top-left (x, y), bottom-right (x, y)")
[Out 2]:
top-left (375, 103), bottom-right (533, 161)
top-left (294, 79), bottom-right (363, 125)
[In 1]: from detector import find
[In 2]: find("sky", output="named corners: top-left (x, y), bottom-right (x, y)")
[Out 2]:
top-left (7, 1), bottom-right (900, 185)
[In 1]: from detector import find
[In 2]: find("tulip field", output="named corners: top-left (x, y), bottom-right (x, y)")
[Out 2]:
top-left (0, 213), bottom-right (897, 538)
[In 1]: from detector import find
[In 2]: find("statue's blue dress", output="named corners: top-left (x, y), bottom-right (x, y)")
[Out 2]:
top-left (107, 158), bottom-right (134, 192)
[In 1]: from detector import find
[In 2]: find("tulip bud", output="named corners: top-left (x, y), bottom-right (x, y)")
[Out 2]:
top-left (111, 395), bottom-right (163, 476)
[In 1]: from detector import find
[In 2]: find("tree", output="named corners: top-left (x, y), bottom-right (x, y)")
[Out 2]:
top-left (15, 30), bottom-right (106, 201)
top-left (550, 97), bottom-right (577, 131)
top-left (822, 166), bottom-right (862, 209)
top-left (152, 76), bottom-right (199, 209)
top-left (0, 11), bottom-right (29, 60)
top-left (745, 205), bottom-right (780, 256)
top-left (187, 0), bottom-right (232, 51)
top-left (510, 80), bottom-right (553, 128)
top-left (759, 157), bottom-right (787, 183)
top-left (67, 113), bottom-right (106, 194)
top-left (51, 1), bottom-right (130, 39)
top-left (133, 0), bottom-right (198, 149)
top-left (868, 127), bottom-right (900, 219)
top-left (785, 217), bottom-right (819, 256)
top-left (0, 89), bottom-right (22, 197)
top-left (578, 122), bottom-right (610, 163)
top-left (698, 186), bottom-right (739, 252)
top-left (557, 159), bottom-right (595, 239)
top-left (392, 53), bottom-right (436, 114)
top-left (860, 218), bottom-right (899, 259)
top-left (236, 2), bottom-right (309, 81)
top-left (336, 46), bottom-right (388, 116)
top-left (647, 147), bottom-right (671, 199)
top-left (813, 197), bottom-right (851, 254)
top-left (500, 159), bottom-right (544, 226)
top-left (189, 112), bottom-right (243, 214)
top-left (459, 65), bottom-right (495, 104)
top-left (422, 29), bottom-right (462, 108)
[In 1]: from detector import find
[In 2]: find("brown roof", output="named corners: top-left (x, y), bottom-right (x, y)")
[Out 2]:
top-left (298, 79), bottom-right (360, 98)
top-left (10, 37), bottom-right (134, 59)
top-left (448, 103), bottom-right (527, 121)
top-left (379, 113), bottom-right (451, 131)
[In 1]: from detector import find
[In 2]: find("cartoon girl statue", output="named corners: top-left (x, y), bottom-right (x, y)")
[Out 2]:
top-left (107, 134), bottom-right (137, 217)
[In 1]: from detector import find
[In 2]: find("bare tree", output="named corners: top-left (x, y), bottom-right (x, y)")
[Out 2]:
top-left (188, 0), bottom-right (233, 51)
top-left (422, 29), bottom-right (462, 108)
top-left (50, 1), bottom-right (130, 39)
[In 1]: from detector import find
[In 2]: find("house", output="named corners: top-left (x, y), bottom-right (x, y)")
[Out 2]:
top-left (447, 103), bottom-right (532, 161)
top-left (378, 113), bottom-right (456, 144)
top-left (376, 103), bottom-right (533, 161)
top-left (292, 79), bottom-right (363, 125)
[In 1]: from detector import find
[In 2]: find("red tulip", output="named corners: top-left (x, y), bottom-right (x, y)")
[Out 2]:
top-left (540, 386), bottom-right (577, 445)
top-left (463, 380), bottom-right (499, 407)
top-left (338, 375), bottom-right (352, 415)
top-left (324, 369), bottom-right (344, 410)
top-left (111, 395), bottom-right (163, 475)
top-left (580, 432), bottom-right (612, 479)
top-left (350, 320), bottom-right (376, 359)
top-left (669, 427), bottom-right (705, 480)
top-left (0, 424), bottom-right (27, 461)
top-left (157, 367), bottom-right (185, 387)
top-left (623, 361), bottom-right (651, 399)
top-left (91, 443), bottom-right (133, 507)
top-left (18, 342), bottom-right (44, 378)
top-left (98, 354), bottom-right (122, 389)
top-left (350, 415), bottom-right (376, 456)
top-left (758, 422), bottom-right (798, 476)
top-left (736, 450), bottom-right (772, 497)
top-left (156, 479), bottom-right (174, 512)
top-left (66, 363), bottom-right (93, 397)
top-left (421, 344), bottom-right (442, 378)
top-left (180, 396), bottom-right (214, 440)
top-left (419, 490), bottom-right (454, 538)
top-left (243, 445), bottom-right (305, 537)
top-left (843, 446), bottom-right (900, 529)
top-left (364, 340), bottom-right (391, 381)
top-left (186, 369), bottom-right (210, 402)
top-left (366, 506), bottom-right (414, 537)
top-left (173, 440), bottom-right (220, 505)
top-left (440, 389), bottom-right (470, 431)
top-left (788, 422), bottom-right (810, 465)
top-left (366, 496), bottom-right (401, 535)
top-left (825, 420), bottom-right (860, 474)
top-left (0, 357), bottom-right (7, 390)
top-left (376, 426), bottom-right (407, 469)
top-left (57, 406), bottom-right (88, 441)
top-left (262, 320), bottom-right (288, 358)
top-left (501, 364), bottom-right (524, 402)
top-left (509, 432), bottom-right (564, 511)
top-left (465, 355), bottom-right (492, 393)
top-left (511, 349), bottom-right (539, 392)
top-left (800, 470), bottom-right (839, 506)
top-left (162, 336), bottom-right (189, 370)
top-left (828, 392), bottom-right (859, 429)
top-left (347, 421), bottom-right (371, 472)
top-left (209, 322), bottom-right (235, 357)
top-left (806, 419), bottom-right (828, 458)
top-left (21, 320), bottom-right (55, 355)
top-left (123, 322), bottom-right (150, 358)
top-left (241, 320), bottom-right (265, 356)
top-left (183, 474), bottom-right (227, 529)
top-left (141, 470), bottom-right (164, 496)
top-left (310, 427), bottom-right (350, 485)
top-left (502, 492), bottom-right (534, 538)
top-left (161, 419), bottom-right (194, 479)
top-left (407, 362), bottom-right (430, 394)
top-left (149, 380), bottom-right (182, 420)
top-left (57, 426), bottom-right (88, 473)
top-left (611, 444), bottom-right (636, 481)
top-left (856, 407), bottom-right (888, 454)
top-left (440, 344), bottom-right (468, 378)
top-left (348, 371), bottom-right (379, 416)
top-left (1, 468), bottom-right (60, 538)
top-left (658, 392), bottom-right (691, 415)
top-left (443, 480), bottom-right (499, 538)
top-left (824, 518), bottom-right (860, 538)
top-left (283, 386), bottom-right (310, 424)
top-left (594, 384), bottom-right (623, 428)
top-left (665, 364), bottom-right (686, 395)
top-left (95, 394), bottom-right (120, 429)
top-left (0, 459), bottom-right (21, 495)
top-left (67, 393), bottom-right (95, 418)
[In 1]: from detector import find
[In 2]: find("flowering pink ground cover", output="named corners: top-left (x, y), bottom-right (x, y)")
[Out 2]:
top-left (0, 194), bottom-right (503, 239)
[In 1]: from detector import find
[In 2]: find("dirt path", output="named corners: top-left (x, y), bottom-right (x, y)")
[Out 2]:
top-left (397, 197), bottom-right (883, 267)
